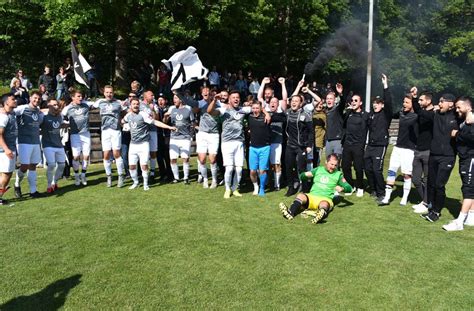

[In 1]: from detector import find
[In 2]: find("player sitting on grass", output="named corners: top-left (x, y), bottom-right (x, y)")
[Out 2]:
top-left (279, 153), bottom-right (352, 224)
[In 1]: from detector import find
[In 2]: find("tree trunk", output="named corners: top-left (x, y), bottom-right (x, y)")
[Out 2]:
top-left (279, 4), bottom-right (291, 75)
top-left (114, 20), bottom-right (128, 88)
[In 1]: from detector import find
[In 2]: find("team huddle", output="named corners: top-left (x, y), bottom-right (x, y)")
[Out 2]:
top-left (0, 75), bottom-right (473, 232)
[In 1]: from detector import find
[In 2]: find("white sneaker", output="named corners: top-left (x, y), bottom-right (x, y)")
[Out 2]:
top-left (143, 185), bottom-right (150, 191)
top-left (128, 182), bottom-right (139, 190)
top-left (202, 178), bottom-right (209, 189)
top-left (81, 174), bottom-right (87, 186)
top-left (253, 185), bottom-right (259, 196)
top-left (345, 188), bottom-right (356, 196)
top-left (464, 213), bottom-right (474, 226)
top-left (197, 175), bottom-right (203, 183)
top-left (412, 202), bottom-right (425, 210)
top-left (210, 180), bottom-right (218, 189)
top-left (413, 204), bottom-right (429, 214)
top-left (107, 175), bottom-right (112, 187)
top-left (356, 188), bottom-right (364, 197)
top-left (442, 220), bottom-right (463, 231)
top-left (400, 199), bottom-right (407, 206)
top-left (74, 175), bottom-right (80, 186)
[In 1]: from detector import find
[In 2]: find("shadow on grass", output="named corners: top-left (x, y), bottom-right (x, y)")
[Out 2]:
top-left (334, 196), bottom-right (354, 208)
top-left (0, 274), bottom-right (82, 311)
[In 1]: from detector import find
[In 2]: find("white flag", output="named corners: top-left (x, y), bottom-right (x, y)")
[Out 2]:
top-left (71, 39), bottom-right (91, 88)
top-left (161, 46), bottom-right (208, 90)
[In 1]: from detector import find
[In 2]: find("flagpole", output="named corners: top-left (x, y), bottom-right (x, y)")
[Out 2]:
top-left (365, 0), bottom-right (374, 112)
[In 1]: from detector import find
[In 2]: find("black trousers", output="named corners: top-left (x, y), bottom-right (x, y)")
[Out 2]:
top-left (427, 155), bottom-right (455, 213)
top-left (285, 144), bottom-right (308, 191)
top-left (342, 144), bottom-right (365, 189)
top-left (157, 135), bottom-right (173, 180)
top-left (412, 149), bottom-right (430, 203)
top-left (364, 145), bottom-right (387, 196)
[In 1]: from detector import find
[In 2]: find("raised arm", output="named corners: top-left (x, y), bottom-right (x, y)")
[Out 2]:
top-left (292, 79), bottom-right (304, 97)
top-left (382, 74), bottom-right (393, 118)
top-left (302, 86), bottom-right (322, 105)
top-left (279, 77), bottom-right (288, 111)
top-left (257, 77), bottom-right (270, 103)
top-left (336, 83), bottom-right (346, 114)
top-left (206, 93), bottom-right (222, 116)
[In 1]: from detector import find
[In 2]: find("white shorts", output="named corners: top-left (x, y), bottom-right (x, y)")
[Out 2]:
top-left (388, 146), bottom-right (415, 175)
top-left (270, 143), bottom-right (282, 165)
top-left (18, 144), bottom-right (41, 165)
top-left (169, 139), bottom-right (191, 159)
top-left (71, 132), bottom-right (91, 157)
top-left (43, 147), bottom-right (66, 164)
top-left (221, 140), bottom-right (244, 167)
top-left (129, 142), bottom-right (150, 166)
top-left (0, 151), bottom-right (16, 173)
top-left (196, 132), bottom-right (220, 155)
top-left (101, 128), bottom-right (122, 151)
top-left (149, 131), bottom-right (158, 152)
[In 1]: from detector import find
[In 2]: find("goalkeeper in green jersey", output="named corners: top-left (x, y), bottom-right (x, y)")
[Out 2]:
top-left (279, 153), bottom-right (353, 224)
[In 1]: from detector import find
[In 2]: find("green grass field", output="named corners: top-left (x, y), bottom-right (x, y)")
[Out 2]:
top-left (0, 159), bottom-right (473, 310)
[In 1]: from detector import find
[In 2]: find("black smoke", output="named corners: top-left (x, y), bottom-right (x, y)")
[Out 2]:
top-left (304, 20), bottom-right (368, 75)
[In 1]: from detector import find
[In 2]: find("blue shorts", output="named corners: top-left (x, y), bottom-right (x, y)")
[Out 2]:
top-left (249, 145), bottom-right (270, 171)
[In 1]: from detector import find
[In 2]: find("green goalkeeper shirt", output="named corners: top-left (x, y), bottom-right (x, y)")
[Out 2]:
top-left (305, 166), bottom-right (352, 199)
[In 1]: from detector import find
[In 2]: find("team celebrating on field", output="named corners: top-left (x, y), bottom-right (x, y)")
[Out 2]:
top-left (0, 74), bottom-right (473, 232)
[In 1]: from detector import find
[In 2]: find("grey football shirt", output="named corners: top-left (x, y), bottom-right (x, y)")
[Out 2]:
top-left (92, 99), bottom-right (125, 130)
top-left (15, 105), bottom-right (44, 144)
top-left (62, 102), bottom-right (93, 134)
top-left (140, 102), bottom-right (158, 132)
top-left (41, 114), bottom-right (64, 148)
top-left (169, 105), bottom-right (194, 140)
top-left (124, 111), bottom-right (154, 143)
top-left (217, 107), bottom-right (250, 142)
top-left (0, 112), bottom-right (18, 152)
top-left (197, 99), bottom-right (219, 134)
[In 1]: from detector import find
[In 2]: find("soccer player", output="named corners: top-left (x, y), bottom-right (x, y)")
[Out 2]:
top-left (91, 85), bottom-right (127, 187)
top-left (279, 153), bottom-right (353, 224)
top-left (443, 96), bottom-right (474, 231)
top-left (41, 99), bottom-right (67, 193)
top-left (325, 83), bottom-right (345, 160)
top-left (414, 94), bottom-right (458, 222)
top-left (0, 93), bottom-right (18, 205)
top-left (411, 91), bottom-right (434, 213)
top-left (378, 91), bottom-right (418, 206)
top-left (247, 100), bottom-right (284, 196)
top-left (122, 97), bottom-right (176, 190)
top-left (341, 94), bottom-right (369, 197)
top-left (364, 74), bottom-right (393, 201)
top-left (268, 98), bottom-right (284, 190)
top-left (14, 91), bottom-right (44, 198)
top-left (193, 87), bottom-right (220, 188)
top-left (164, 93), bottom-right (195, 184)
top-left (61, 90), bottom-right (93, 186)
top-left (141, 91), bottom-right (159, 180)
top-left (207, 91), bottom-right (254, 198)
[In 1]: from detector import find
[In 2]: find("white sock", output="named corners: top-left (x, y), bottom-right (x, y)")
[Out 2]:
top-left (253, 182), bottom-right (259, 194)
top-left (103, 159), bottom-right (112, 176)
top-left (224, 166), bottom-right (234, 191)
top-left (54, 163), bottom-right (65, 184)
top-left (401, 178), bottom-right (412, 202)
top-left (15, 169), bottom-right (25, 187)
top-left (210, 163), bottom-right (218, 182)
top-left (183, 162), bottom-right (190, 180)
top-left (46, 164), bottom-right (55, 187)
top-left (233, 166), bottom-right (242, 191)
top-left (72, 160), bottom-right (80, 172)
top-left (150, 158), bottom-right (157, 172)
top-left (383, 185), bottom-right (393, 202)
top-left (275, 171), bottom-right (281, 188)
top-left (171, 163), bottom-right (179, 180)
top-left (457, 212), bottom-right (468, 223)
top-left (82, 160), bottom-right (88, 172)
top-left (130, 169), bottom-right (138, 184)
top-left (116, 157), bottom-right (124, 175)
top-left (27, 170), bottom-right (37, 193)
top-left (142, 170), bottom-right (149, 187)
top-left (199, 162), bottom-right (208, 180)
